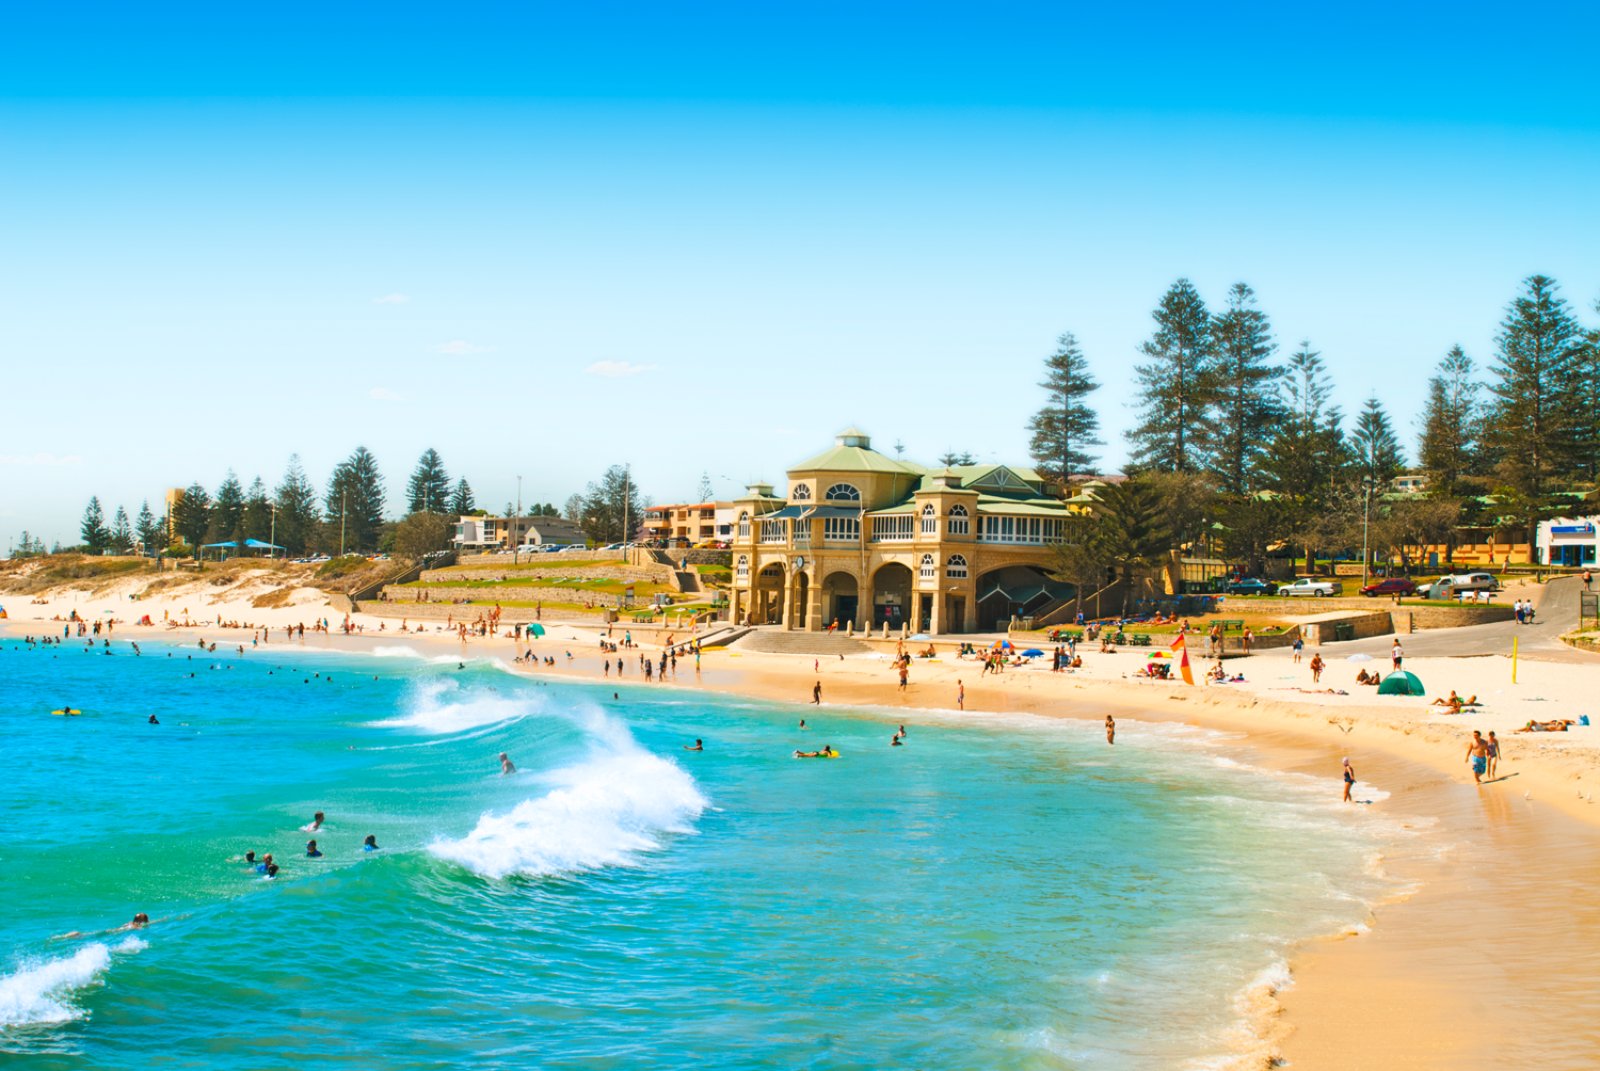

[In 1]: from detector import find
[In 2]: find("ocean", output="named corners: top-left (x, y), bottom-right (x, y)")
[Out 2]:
top-left (0, 635), bottom-right (1406, 1069)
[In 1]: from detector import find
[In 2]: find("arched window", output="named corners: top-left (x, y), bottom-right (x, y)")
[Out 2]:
top-left (736, 555), bottom-right (749, 580)
top-left (946, 554), bottom-right (968, 579)
top-left (824, 483), bottom-right (860, 502)
top-left (919, 553), bottom-right (937, 581)
top-left (920, 503), bottom-right (937, 535)
top-left (792, 483), bottom-right (812, 501)
top-left (737, 512), bottom-right (750, 539)
top-left (947, 503), bottom-right (970, 535)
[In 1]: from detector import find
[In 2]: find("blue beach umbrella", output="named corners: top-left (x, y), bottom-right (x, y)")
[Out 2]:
top-left (1021, 648), bottom-right (1045, 657)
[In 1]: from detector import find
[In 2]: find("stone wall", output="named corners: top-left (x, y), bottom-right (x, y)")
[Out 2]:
top-left (1299, 611), bottom-right (1395, 645)
top-left (1396, 604), bottom-right (1515, 631)
top-left (420, 563), bottom-right (673, 585)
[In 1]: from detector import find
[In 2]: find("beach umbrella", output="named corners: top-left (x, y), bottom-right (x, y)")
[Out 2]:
top-left (1377, 670), bottom-right (1426, 696)
top-left (1147, 650), bottom-right (1170, 658)
top-left (1345, 653), bottom-right (1373, 663)
top-left (527, 623), bottom-right (546, 638)
top-left (992, 640), bottom-right (1013, 651)
top-left (1021, 648), bottom-right (1044, 657)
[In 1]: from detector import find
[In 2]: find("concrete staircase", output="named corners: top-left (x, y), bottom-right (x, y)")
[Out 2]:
top-left (731, 628), bottom-right (872, 657)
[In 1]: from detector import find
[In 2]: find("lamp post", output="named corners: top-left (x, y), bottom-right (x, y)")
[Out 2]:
top-left (269, 503), bottom-right (277, 560)
top-left (514, 476), bottom-right (522, 565)
top-left (1361, 477), bottom-right (1374, 590)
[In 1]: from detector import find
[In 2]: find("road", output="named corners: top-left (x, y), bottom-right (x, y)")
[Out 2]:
top-left (1280, 575), bottom-right (1596, 663)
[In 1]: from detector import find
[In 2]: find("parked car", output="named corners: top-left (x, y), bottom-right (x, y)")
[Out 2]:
top-left (1360, 577), bottom-right (1417, 597)
top-left (1225, 578), bottom-right (1274, 596)
top-left (1277, 577), bottom-right (1341, 597)
top-left (1421, 572), bottom-right (1501, 599)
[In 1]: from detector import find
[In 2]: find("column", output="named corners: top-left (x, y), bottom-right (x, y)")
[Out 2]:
top-left (805, 572), bottom-right (824, 631)
top-left (909, 589), bottom-right (923, 634)
top-left (963, 593), bottom-right (978, 633)
top-left (779, 571), bottom-right (793, 629)
top-left (930, 591), bottom-right (943, 636)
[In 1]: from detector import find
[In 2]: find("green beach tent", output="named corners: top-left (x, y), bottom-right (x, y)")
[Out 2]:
top-left (1377, 670), bottom-right (1426, 696)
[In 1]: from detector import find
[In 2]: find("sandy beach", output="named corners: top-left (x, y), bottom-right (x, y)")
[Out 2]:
top-left (7, 570), bottom-right (1600, 1069)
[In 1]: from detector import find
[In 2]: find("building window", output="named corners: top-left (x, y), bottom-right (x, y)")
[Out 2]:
top-left (737, 512), bottom-right (750, 539)
top-left (946, 554), bottom-right (968, 578)
top-left (823, 516), bottom-right (861, 543)
top-left (976, 515), bottom-right (1065, 544)
top-left (792, 483), bottom-right (812, 501)
top-left (920, 503), bottom-right (937, 535)
top-left (824, 483), bottom-right (860, 502)
top-left (871, 514), bottom-right (914, 542)
top-left (736, 556), bottom-right (749, 580)
top-left (948, 503), bottom-right (970, 535)
top-left (919, 553), bottom-right (936, 581)
top-left (760, 520), bottom-right (787, 544)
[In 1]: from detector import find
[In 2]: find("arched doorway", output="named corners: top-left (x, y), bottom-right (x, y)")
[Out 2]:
top-left (975, 564), bottom-right (1070, 631)
top-left (823, 571), bottom-right (858, 630)
top-left (754, 563), bottom-right (785, 625)
top-left (870, 562), bottom-right (913, 630)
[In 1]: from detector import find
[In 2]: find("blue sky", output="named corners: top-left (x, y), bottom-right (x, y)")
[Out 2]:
top-left (4, 2), bottom-right (1599, 547)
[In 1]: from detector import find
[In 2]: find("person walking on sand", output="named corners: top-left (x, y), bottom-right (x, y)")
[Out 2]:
top-left (1291, 635), bottom-right (1303, 664)
top-left (1466, 730), bottom-right (1489, 784)
top-left (1486, 731), bottom-right (1501, 778)
top-left (1391, 640), bottom-right (1403, 672)
top-left (1105, 715), bottom-right (1115, 745)
top-left (1342, 756), bottom-right (1356, 802)
top-left (812, 680), bottom-right (821, 705)
top-left (1310, 652), bottom-right (1325, 683)
top-left (957, 679), bottom-right (964, 711)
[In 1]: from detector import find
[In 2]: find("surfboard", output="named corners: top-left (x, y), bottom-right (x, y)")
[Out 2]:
top-left (50, 709), bottom-right (85, 716)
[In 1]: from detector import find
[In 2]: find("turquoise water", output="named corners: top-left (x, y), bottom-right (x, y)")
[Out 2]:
top-left (1, 636), bottom-right (1402, 1069)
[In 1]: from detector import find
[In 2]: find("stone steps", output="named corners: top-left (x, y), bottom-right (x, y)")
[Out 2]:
top-left (731, 628), bottom-right (871, 656)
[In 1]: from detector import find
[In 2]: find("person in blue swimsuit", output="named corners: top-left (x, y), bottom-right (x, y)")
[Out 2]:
top-left (363, 835), bottom-right (379, 852)
top-left (306, 839), bottom-right (323, 858)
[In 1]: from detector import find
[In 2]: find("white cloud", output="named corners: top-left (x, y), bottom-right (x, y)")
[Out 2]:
top-left (0, 452), bottom-right (83, 466)
top-left (369, 387), bottom-right (403, 402)
top-left (586, 360), bottom-right (658, 379)
top-left (373, 293), bottom-right (411, 305)
top-left (437, 340), bottom-right (492, 356)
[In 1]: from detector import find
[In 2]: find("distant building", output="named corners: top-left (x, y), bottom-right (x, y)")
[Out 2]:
top-left (1391, 473), bottom-right (1428, 495)
top-left (1536, 516), bottom-right (1599, 567)
top-left (639, 503), bottom-right (724, 546)
top-left (453, 515), bottom-right (586, 551)
top-left (164, 487), bottom-right (183, 542)
top-left (727, 428), bottom-right (1085, 633)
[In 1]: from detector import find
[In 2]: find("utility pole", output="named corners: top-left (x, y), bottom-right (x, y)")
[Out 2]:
top-left (514, 475), bottom-right (522, 565)
top-left (1360, 478), bottom-right (1373, 590)
top-left (623, 465), bottom-right (631, 564)
top-left (270, 503), bottom-right (277, 560)
top-left (340, 490), bottom-right (347, 557)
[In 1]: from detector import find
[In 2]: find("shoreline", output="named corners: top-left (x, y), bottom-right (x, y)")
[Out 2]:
top-left (6, 598), bottom-right (1600, 1069)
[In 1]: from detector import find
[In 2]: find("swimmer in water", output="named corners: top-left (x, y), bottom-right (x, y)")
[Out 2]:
top-left (264, 863), bottom-right (280, 879)
top-left (256, 852), bottom-right (275, 873)
top-left (684, 739), bottom-right (704, 751)
top-left (302, 811), bottom-right (325, 832)
top-left (148, 714), bottom-right (159, 724)
top-left (363, 835), bottom-right (379, 852)
top-left (54, 913), bottom-right (151, 940)
top-left (306, 839), bottom-right (323, 858)
top-left (500, 752), bottom-right (516, 775)
top-left (244, 851), bottom-right (257, 866)
top-left (891, 734), bottom-right (902, 747)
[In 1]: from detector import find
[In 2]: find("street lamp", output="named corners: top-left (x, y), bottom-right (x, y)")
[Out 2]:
top-left (1360, 477), bottom-right (1375, 590)
top-left (514, 475), bottom-right (522, 565)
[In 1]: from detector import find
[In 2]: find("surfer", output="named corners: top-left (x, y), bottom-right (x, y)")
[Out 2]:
top-left (500, 752), bottom-right (516, 775)
top-left (363, 835), bottom-right (380, 852)
top-left (148, 714), bottom-right (159, 725)
top-left (684, 739), bottom-right (704, 752)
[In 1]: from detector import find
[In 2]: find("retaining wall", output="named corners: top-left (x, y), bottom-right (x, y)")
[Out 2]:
top-left (1299, 611), bottom-right (1395, 645)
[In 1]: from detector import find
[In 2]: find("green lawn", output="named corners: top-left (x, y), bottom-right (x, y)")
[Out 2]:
top-left (400, 577), bottom-right (674, 598)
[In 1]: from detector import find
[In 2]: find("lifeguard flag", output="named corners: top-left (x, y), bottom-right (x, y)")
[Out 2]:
top-left (1170, 633), bottom-right (1196, 685)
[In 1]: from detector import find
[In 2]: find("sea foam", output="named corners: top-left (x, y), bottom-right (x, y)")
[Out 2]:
top-left (0, 938), bottom-right (144, 1028)
top-left (430, 704), bottom-right (706, 881)
top-left (368, 678), bottom-right (535, 735)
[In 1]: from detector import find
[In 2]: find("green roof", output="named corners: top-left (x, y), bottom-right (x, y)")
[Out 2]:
top-left (789, 442), bottom-right (926, 477)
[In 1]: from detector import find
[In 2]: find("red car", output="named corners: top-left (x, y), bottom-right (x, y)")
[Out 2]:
top-left (1360, 577), bottom-right (1416, 597)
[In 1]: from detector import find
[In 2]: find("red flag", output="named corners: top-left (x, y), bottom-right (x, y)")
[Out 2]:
top-left (1171, 632), bottom-right (1195, 686)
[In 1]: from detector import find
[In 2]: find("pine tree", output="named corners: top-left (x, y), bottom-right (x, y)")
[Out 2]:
top-left (1417, 345), bottom-right (1479, 498)
top-left (274, 455), bottom-right (321, 555)
top-left (207, 471), bottom-right (246, 544)
top-left (1208, 282), bottom-right (1281, 493)
top-left (171, 484), bottom-right (212, 552)
top-left (1482, 275), bottom-right (1583, 513)
top-left (109, 506), bottom-right (133, 552)
top-left (1351, 397), bottom-right (1405, 490)
top-left (325, 446), bottom-right (387, 553)
top-left (135, 500), bottom-right (161, 551)
top-left (449, 478), bottom-right (476, 515)
top-left (1129, 279), bottom-right (1216, 473)
top-left (936, 450), bottom-right (976, 467)
top-left (1026, 331), bottom-right (1102, 481)
top-left (241, 476), bottom-right (272, 542)
top-left (80, 496), bottom-right (109, 551)
top-left (406, 448), bottom-right (452, 514)
top-left (1260, 343), bottom-right (1347, 561)
top-left (580, 465), bottom-right (644, 544)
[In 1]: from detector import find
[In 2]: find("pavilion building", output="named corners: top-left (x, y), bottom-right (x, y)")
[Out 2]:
top-left (726, 429), bottom-right (1084, 634)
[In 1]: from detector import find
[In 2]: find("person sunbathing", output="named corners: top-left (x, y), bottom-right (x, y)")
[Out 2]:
top-left (1432, 689), bottom-right (1465, 710)
top-left (1356, 669), bottom-right (1374, 685)
top-left (1515, 719), bottom-right (1575, 732)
